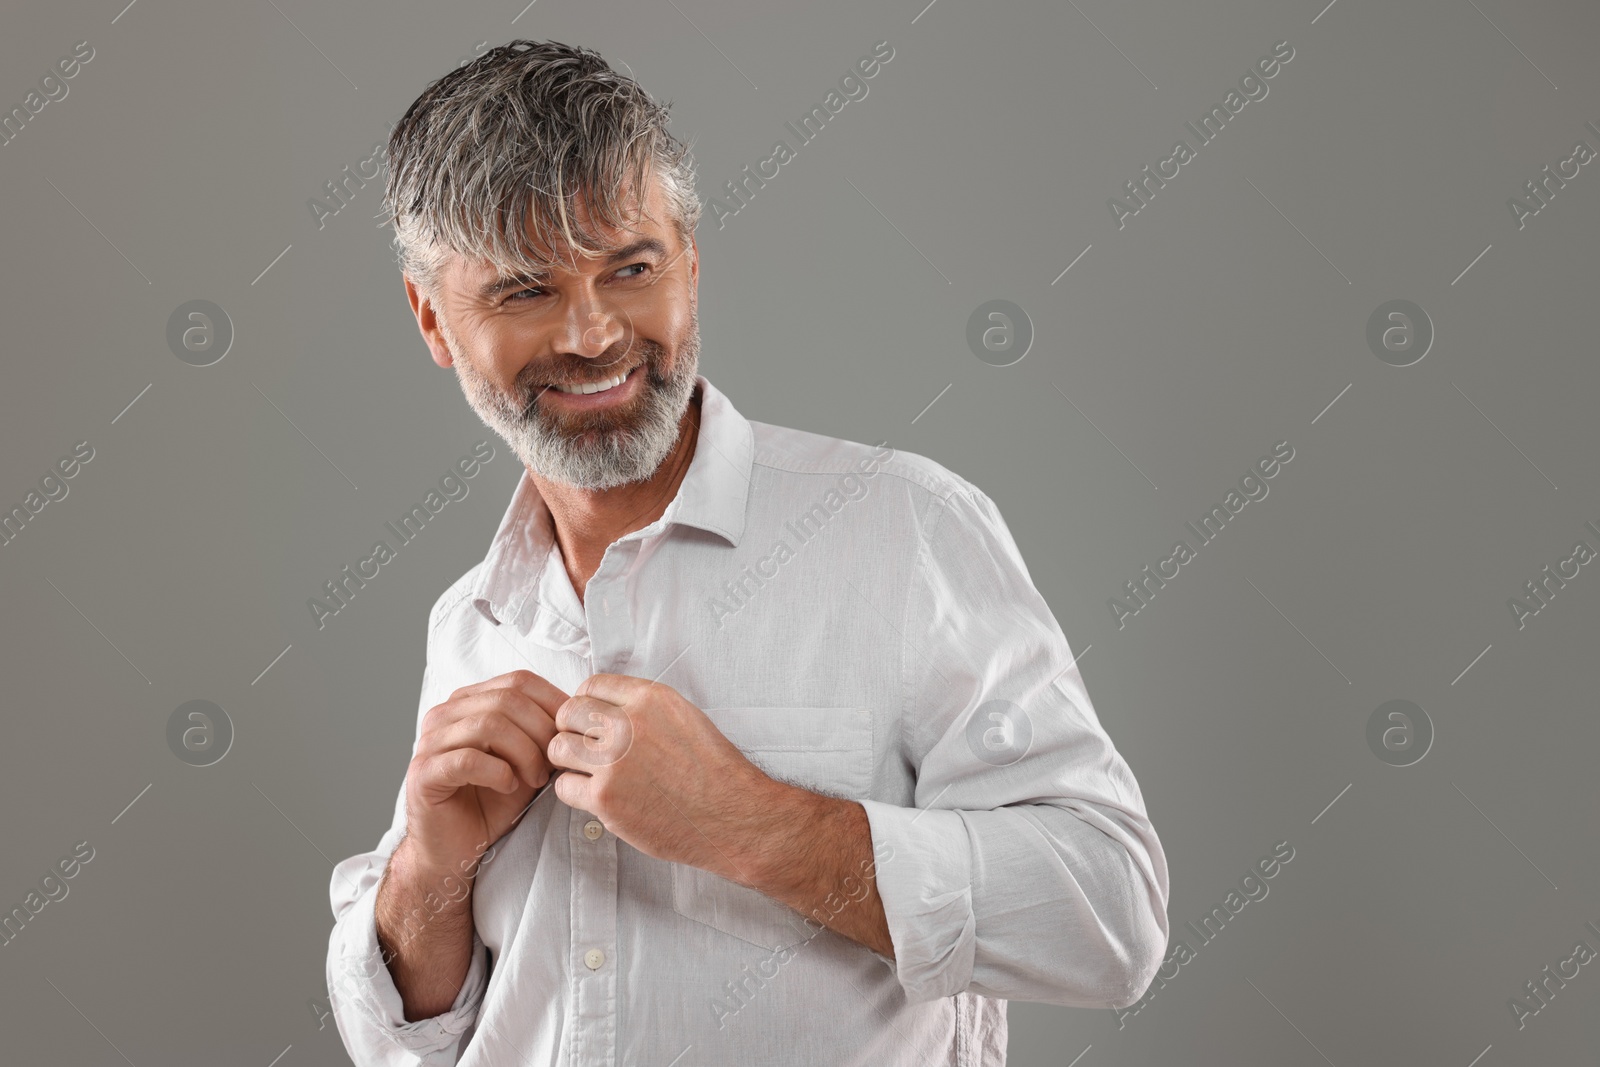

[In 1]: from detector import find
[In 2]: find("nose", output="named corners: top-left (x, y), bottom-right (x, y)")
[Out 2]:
top-left (556, 289), bottom-right (629, 365)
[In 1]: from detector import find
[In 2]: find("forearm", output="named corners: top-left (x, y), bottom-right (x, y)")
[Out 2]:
top-left (735, 779), bottom-right (895, 959)
top-left (374, 836), bottom-right (478, 1021)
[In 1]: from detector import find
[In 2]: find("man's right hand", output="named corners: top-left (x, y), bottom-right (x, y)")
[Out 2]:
top-left (402, 669), bottom-right (569, 875)
top-left (370, 669), bottom-right (566, 1022)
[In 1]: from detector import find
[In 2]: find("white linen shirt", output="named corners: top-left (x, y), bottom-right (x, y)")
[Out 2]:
top-left (326, 374), bottom-right (1169, 1066)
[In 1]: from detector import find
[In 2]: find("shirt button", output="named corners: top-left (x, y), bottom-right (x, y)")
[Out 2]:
top-left (583, 820), bottom-right (604, 841)
top-left (584, 948), bottom-right (605, 970)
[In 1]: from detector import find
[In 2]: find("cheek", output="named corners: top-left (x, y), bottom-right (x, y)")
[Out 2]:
top-left (622, 288), bottom-right (694, 352)
top-left (471, 318), bottom-right (544, 386)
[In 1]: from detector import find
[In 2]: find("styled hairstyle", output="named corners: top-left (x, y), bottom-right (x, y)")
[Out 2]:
top-left (381, 39), bottom-right (701, 300)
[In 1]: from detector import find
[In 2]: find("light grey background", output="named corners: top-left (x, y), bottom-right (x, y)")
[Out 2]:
top-left (2, 0), bottom-right (1597, 1063)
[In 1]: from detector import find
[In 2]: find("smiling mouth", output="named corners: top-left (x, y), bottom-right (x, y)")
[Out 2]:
top-left (550, 366), bottom-right (636, 395)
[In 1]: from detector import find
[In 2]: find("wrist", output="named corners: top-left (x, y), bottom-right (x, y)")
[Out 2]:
top-left (387, 836), bottom-right (478, 910)
top-left (376, 840), bottom-right (475, 962)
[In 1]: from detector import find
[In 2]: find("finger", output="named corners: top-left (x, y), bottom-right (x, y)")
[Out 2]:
top-left (423, 711), bottom-right (549, 790)
top-left (413, 748), bottom-right (520, 805)
top-left (546, 729), bottom-right (600, 775)
top-left (448, 669), bottom-right (536, 700)
top-left (451, 669), bottom-right (571, 716)
top-left (501, 669), bottom-right (572, 717)
top-left (551, 765), bottom-right (592, 812)
top-left (549, 710), bottom-right (634, 770)
top-left (420, 691), bottom-right (557, 757)
top-left (554, 693), bottom-right (624, 735)
top-left (425, 688), bottom-right (560, 759)
top-left (574, 672), bottom-right (655, 706)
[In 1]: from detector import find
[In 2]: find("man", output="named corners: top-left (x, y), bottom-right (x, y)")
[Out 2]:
top-left (326, 39), bottom-right (1169, 1066)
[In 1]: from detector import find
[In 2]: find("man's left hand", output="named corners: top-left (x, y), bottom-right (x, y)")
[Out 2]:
top-left (547, 674), bottom-right (791, 887)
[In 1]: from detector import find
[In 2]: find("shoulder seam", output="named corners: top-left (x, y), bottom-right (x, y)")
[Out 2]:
top-left (750, 446), bottom-right (972, 503)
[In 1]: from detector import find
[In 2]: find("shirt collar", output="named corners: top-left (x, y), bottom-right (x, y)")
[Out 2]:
top-left (471, 373), bottom-right (753, 629)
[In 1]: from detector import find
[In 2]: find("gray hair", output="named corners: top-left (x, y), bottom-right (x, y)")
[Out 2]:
top-left (381, 39), bottom-right (702, 301)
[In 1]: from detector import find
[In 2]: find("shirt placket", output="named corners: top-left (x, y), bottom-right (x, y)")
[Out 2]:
top-left (566, 539), bottom-right (638, 1067)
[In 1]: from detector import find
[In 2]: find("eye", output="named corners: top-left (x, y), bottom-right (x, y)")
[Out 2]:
top-left (504, 263), bottom-right (651, 304)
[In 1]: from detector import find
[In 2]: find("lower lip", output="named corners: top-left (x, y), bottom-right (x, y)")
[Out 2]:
top-left (544, 365), bottom-right (641, 408)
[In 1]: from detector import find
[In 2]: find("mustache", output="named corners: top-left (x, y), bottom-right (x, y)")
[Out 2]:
top-left (515, 343), bottom-right (664, 411)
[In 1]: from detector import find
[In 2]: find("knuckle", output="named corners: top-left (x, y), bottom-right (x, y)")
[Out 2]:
top-left (409, 755), bottom-right (440, 791)
top-left (486, 687), bottom-right (527, 714)
top-left (495, 688), bottom-right (532, 716)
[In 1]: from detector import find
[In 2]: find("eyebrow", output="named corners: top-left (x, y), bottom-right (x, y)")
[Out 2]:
top-left (474, 237), bottom-right (669, 301)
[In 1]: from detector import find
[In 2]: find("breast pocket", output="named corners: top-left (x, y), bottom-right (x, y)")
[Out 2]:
top-left (671, 705), bottom-right (874, 952)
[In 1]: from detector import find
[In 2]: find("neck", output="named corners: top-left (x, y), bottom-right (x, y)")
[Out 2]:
top-left (529, 385), bottom-right (702, 605)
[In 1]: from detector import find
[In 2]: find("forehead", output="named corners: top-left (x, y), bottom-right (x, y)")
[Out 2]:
top-left (451, 169), bottom-right (678, 287)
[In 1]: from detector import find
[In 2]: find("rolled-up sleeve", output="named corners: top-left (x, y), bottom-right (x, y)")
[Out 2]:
top-left (860, 485), bottom-right (1170, 1009)
top-left (324, 663), bottom-right (491, 1066)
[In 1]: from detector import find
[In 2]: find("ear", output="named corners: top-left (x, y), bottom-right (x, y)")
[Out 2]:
top-left (404, 274), bottom-right (454, 369)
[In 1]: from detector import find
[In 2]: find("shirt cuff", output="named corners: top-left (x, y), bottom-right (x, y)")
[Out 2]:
top-left (858, 799), bottom-right (977, 1004)
top-left (327, 877), bottom-right (488, 1062)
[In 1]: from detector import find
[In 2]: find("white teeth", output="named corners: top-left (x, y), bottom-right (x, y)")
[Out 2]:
top-left (553, 369), bottom-right (629, 395)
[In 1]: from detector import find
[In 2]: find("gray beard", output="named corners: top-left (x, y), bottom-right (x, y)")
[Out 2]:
top-left (444, 313), bottom-right (699, 490)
